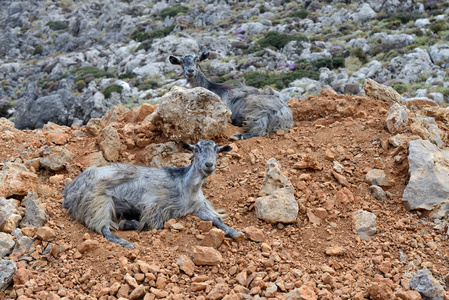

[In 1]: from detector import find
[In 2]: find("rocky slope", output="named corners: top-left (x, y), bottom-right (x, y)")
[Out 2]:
top-left (1, 85), bottom-right (449, 299)
top-left (1, 0), bottom-right (449, 129)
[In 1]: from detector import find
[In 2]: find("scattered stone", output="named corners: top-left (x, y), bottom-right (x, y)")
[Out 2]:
top-left (78, 239), bottom-right (99, 253)
top-left (124, 273), bottom-right (138, 289)
top-left (36, 226), bottom-right (56, 241)
top-left (365, 169), bottom-right (390, 186)
top-left (369, 185), bottom-right (387, 201)
top-left (307, 210), bottom-right (321, 225)
top-left (0, 197), bottom-right (22, 233)
top-left (242, 226), bottom-right (265, 242)
top-left (201, 228), bottom-right (225, 248)
top-left (206, 283), bottom-right (229, 300)
top-left (0, 232), bottom-right (15, 258)
top-left (364, 78), bottom-right (402, 106)
top-left (409, 269), bottom-right (445, 300)
top-left (259, 158), bottom-right (294, 196)
top-left (335, 187), bottom-right (354, 205)
top-left (403, 139), bottom-right (449, 218)
top-left (287, 285), bottom-right (317, 300)
top-left (0, 163), bottom-right (39, 198)
top-left (85, 118), bottom-right (105, 136)
top-left (367, 282), bottom-right (395, 300)
top-left (353, 210), bottom-right (377, 239)
top-left (40, 146), bottom-right (75, 171)
top-left (385, 103), bottom-right (409, 134)
top-left (20, 192), bottom-right (47, 228)
top-left (177, 255), bottom-right (195, 276)
top-left (151, 86), bottom-right (231, 143)
top-left (331, 170), bottom-right (350, 187)
top-left (410, 116), bottom-right (446, 148)
top-left (325, 246), bottom-right (345, 256)
top-left (192, 246), bottom-right (222, 266)
top-left (0, 259), bottom-right (17, 291)
top-left (293, 153), bottom-right (322, 170)
top-left (129, 285), bottom-right (146, 300)
top-left (98, 124), bottom-right (121, 161)
top-left (255, 189), bottom-right (299, 224)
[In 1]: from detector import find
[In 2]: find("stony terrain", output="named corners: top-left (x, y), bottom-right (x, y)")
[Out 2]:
top-left (1, 84), bottom-right (449, 299)
top-left (1, 0), bottom-right (449, 299)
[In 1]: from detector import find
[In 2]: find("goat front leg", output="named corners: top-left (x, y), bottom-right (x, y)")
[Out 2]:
top-left (101, 226), bottom-right (136, 248)
top-left (195, 208), bottom-right (244, 241)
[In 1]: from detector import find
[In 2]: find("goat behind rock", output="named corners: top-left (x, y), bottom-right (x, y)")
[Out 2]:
top-left (62, 140), bottom-right (243, 248)
top-left (169, 52), bottom-right (294, 140)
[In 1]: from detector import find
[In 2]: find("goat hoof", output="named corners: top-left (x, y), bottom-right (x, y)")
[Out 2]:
top-left (232, 232), bottom-right (245, 242)
top-left (121, 241), bottom-right (137, 249)
top-left (229, 134), bottom-right (242, 141)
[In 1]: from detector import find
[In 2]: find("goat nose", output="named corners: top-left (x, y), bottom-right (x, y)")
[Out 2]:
top-left (188, 68), bottom-right (194, 73)
top-left (205, 162), bottom-right (213, 168)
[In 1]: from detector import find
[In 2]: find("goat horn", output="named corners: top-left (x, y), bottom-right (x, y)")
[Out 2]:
top-left (199, 65), bottom-right (206, 72)
top-left (217, 163), bottom-right (229, 169)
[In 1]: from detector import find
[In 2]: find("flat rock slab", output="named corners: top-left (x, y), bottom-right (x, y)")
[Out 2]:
top-left (403, 139), bottom-right (449, 218)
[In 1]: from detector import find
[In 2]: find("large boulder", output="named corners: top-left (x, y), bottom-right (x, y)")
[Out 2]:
top-left (0, 163), bottom-right (38, 199)
top-left (0, 259), bottom-right (17, 291)
top-left (364, 78), bottom-right (402, 106)
top-left (151, 86), bottom-right (231, 143)
top-left (403, 139), bottom-right (449, 218)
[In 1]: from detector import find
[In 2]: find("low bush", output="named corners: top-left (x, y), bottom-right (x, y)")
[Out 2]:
top-left (103, 85), bottom-right (123, 99)
top-left (160, 5), bottom-right (189, 18)
top-left (288, 9), bottom-right (308, 19)
top-left (46, 21), bottom-right (68, 30)
top-left (32, 45), bottom-right (44, 55)
top-left (134, 25), bottom-right (175, 51)
top-left (257, 31), bottom-right (308, 49)
top-left (391, 82), bottom-right (408, 94)
top-left (72, 66), bottom-right (114, 81)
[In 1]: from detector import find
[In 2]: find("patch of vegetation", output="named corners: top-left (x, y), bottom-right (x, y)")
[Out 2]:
top-left (103, 85), bottom-right (123, 99)
top-left (160, 5), bottom-right (189, 18)
top-left (243, 69), bottom-right (319, 90)
top-left (391, 82), bottom-right (408, 94)
top-left (350, 47), bottom-right (369, 64)
top-left (257, 31), bottom-right (308, 49)
top-left (72, 66), bottom-right (114, 81)
top-left (133, 25), bottom-right (176, 52)
top-left (288, 9), bottom-right (308, 19)
top-left (75, 80), bottom-right (86, 92)
top-left (345, 56), bottom-right (363, 73)
top-left (46, 21), bottom-right (68, 30)
top-left (32, 45), bottom-right (44, 56)
top-left (436, 86), bottom-right (449, 98)
top-left (118, 72), bottom-right (137, 80)
top-left (137, 80), bottom-right (159, 91)
top-left (430, 20), bottom-right (448, 34)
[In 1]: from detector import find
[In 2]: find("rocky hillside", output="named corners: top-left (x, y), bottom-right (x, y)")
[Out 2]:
top-left (1, 1), bottom-right (449, 300)
top-left (1, 0), bottom-right (449, 129)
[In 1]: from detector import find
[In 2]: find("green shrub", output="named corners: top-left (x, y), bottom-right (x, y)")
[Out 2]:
top-left (391, 82), bottom-right (408, 94)
top-left (436, 87), bottom-right (449, 97)
top-left (72, 66), bottom-right (115, 81)
top-left (332, 57), bottom-right (345, 68)
top-left (386, 20), bottom-right (401, 30)
top-left (32, 44), bottom-right (44, 55)
top-left (257, 31), bottom-right (308, 49)
top-left (160, 5), bottom-right (189, 18)
top-left (311, 58), bottom-right (333, 69)
top-left (75, 80), bottom-right (86, 92)
top-left (350, 47), bottom-right (369, 64)
top-left (135, 25), bottom-right (175, 51)
top-left (118, 72), bottom-right (136, 79)
top-left (137, 80), bottom-right (158, 91)
top-left (288, 9), bottom-right (308, 19)
top-left (430, 20), bottom-right (448, 34)
top-left (46, 21), bottom-right (68, 30)
top-left (345, 56), bottom-right (363, 73)
top-left (103, 85), bottom-right (123, 99)
top-left (243, 69), bottom-right (319, 90)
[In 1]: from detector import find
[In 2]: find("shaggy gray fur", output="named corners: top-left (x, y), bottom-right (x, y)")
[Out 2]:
top-left (169, 52), bottom-right (294, 140)
top-left (62, 140), bottom-right (243, 248)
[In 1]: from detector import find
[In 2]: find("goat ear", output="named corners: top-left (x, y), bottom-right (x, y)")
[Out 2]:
top-left (169, 56), bottom-right (181, 65)
top-left (179, 141), bottom-right (194, 152)
top-left (218, 145), bottom-right (232, 153)
top-left (199, 52), bottom-right (209, 62)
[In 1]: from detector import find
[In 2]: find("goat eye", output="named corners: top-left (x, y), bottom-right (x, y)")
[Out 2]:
top-left (194, 148), bottom-right (199, 153)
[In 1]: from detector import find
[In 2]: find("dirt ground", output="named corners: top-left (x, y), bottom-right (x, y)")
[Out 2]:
top-left (1, 90), bottom-right (448, 300)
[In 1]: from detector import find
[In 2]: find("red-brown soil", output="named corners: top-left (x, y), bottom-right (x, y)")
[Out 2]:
top-left (1, 90), bottom-right (448, 300)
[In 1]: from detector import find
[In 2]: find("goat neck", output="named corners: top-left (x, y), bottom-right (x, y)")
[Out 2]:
top-left (182, 161), bottom-right (207, 197)
top-left (187, 70), bottom-right (230, 99)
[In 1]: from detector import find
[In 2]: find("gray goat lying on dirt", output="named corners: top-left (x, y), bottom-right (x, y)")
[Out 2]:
top-left (62, 140), bottom-right (243, 248)
top-left (169, 52), bottom-right (294, 140)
